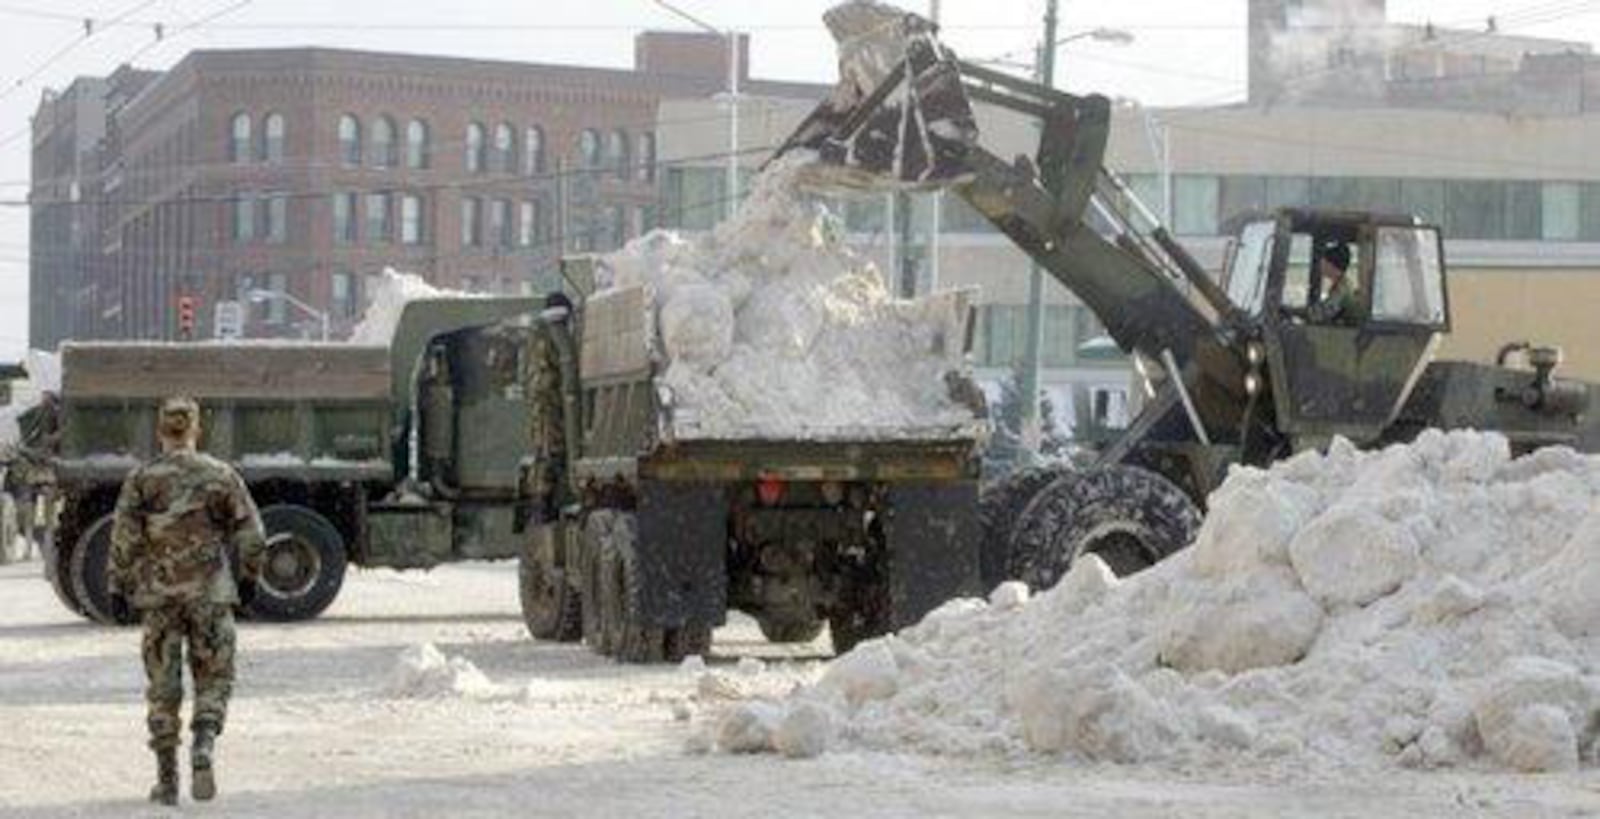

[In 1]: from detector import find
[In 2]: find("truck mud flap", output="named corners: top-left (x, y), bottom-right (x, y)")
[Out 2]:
top-left (635, 481), bottom-right (729, 628)
top-left (882, 481), bottom-right (980, 629)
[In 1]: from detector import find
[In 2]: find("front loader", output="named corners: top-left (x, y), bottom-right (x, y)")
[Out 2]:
top-left (781, 0), bottom-right (1600, 590)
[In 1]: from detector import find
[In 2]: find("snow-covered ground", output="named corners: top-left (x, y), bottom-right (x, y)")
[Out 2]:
top-left (1, 560), bottom-right (1596, 817)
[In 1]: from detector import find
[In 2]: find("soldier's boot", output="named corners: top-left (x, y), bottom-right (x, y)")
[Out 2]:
top-left (190, 722), bottom-right (218, 801)
top-left (149, 748), bottom-right (179, 806)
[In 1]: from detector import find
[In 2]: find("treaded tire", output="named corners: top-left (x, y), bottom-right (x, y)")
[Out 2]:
top-left (588, 510), bottom-right (710, 664)
top-left (69, 514), bottom-right (137, 625)
top-left (245, 505), bottom-right (347, 622)
top-left (519, 527), bottom-right (582, 642)
top-left (978, 464), bottom-right (1075, 590)
top-left (1009, 465), bottom-right (1200, 590)
top-left (0, 492), bottom-right (15, 566)
top-left (579, 512), bottom-right (609, 656)
top-left (49, 494), bottom-right (102, 617)
top-left (758, 618), bottom-right (825, 644)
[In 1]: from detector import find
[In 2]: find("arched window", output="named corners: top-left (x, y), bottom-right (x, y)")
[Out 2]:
top-left (466, 122), bottom-right (487, 174)
top-left (372, 116), bottom-right (397, 168)
top-left (338, 114), bottom-right (362, 167)
top-left (494, 122), bottom-right (515, 173)
top-left (607, 129), bottom-right (630, 180)
top-left (579, 128), bottom-right (601, 170)
top-left (261, 113), bottom-right (285, 163)
top-left (637, 131), bottom-right (656, 183)
top-left (524, 126), bottom-right (545, 175)
top-left (406, 119), bottom-right (430, 170)
top-left (229, 112), bottom-right (251, 163)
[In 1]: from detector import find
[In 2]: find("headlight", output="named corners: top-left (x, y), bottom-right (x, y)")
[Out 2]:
top-left (1246, 341), bottom-right (1266, 366)
top-left (1244, 373), bottom-right (1262, 396)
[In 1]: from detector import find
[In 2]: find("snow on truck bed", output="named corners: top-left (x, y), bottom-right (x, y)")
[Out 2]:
top-left (599, 152), bottom-right (983, 444)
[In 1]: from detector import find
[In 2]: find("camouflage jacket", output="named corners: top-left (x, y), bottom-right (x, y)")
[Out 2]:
top-left (109, 450), bottom-right (267, 608)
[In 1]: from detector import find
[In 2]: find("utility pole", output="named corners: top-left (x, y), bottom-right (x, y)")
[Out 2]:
top-left (1018, 0), bottom-right (1058, 453)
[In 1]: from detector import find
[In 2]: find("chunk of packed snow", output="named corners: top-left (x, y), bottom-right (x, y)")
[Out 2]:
top-left (598, 152), bottom-right (982, 442)
top-left (773, 702), bottom-right (834, 759)
top-left (719, 430), bottom-right (1600, 773)
top-left (349, 268), bottom-right (473, 346)
top-left (387, 643), bottom-right (500, 700)
top-left (717, 702), bottom-right (784, 753)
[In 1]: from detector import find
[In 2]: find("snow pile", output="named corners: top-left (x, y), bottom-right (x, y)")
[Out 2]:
top-left (717, 431), bottom-right (1600, 772)
top-left (386, 643), bottom-right (503, 701)
top-left (349, 268), bottom-right (472, 346)
top-left (600, 151), bottom-right (981, 441)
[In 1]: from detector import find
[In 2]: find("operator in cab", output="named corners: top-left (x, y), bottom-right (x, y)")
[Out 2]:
top-left (1307, 241), bottom-right (1358, 324)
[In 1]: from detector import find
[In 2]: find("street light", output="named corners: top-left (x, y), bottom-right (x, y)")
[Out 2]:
top-left (1016, 23), bottom-right (1134, 454)
top-left (652, 0), bottom-right (740, 222)
top-left (247, 288), bottom-right (330, 342)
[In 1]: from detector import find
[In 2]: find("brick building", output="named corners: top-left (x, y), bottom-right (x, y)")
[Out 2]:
top-left (29, 33), bottom-right (821, 344)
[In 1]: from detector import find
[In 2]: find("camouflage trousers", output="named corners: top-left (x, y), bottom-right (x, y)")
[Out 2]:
top-left (141, 600), bottom-right (236, 751)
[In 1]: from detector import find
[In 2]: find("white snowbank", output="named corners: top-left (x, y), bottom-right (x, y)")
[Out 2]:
top-left (599, 152), bottom-right (981, 442)
top-left (387, 643), bottom-right (503, 701)
top-left (349, 268), bottom-right (472, 346)
top-left (722, 431), bottom-right (1600, 772)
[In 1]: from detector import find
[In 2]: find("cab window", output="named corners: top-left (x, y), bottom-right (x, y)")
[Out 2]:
top-left (1371, 227), bottom-right (1446, 326)
top-left (1224, 220), bottom-right (1274, 314)
top-left (1280, 233), bottom-right (1313, 310)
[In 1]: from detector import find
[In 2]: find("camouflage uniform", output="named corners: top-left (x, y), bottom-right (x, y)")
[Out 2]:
top-left (108, 399), bottom-right (264, 804)
top-left (523, 320), bottom-right (568, 521)
top-left (1307, 272), bottom-right (1358, 324)
top-left (7, 394), bottom-right (60, 559)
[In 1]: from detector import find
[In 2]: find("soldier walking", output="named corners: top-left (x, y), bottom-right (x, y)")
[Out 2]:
top-left (107, 397), bottom-right (265, 805)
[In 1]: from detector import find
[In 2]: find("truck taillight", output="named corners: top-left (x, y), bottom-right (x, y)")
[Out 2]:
top-left (756, 476), bottom-right (785, 506)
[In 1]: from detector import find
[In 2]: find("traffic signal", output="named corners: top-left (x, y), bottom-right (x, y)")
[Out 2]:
top-left (177, 295), bottom-right (197, 340)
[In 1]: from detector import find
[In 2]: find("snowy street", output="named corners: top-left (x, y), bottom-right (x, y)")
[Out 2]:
top-left (0, 559), bottom-right (1595, 818)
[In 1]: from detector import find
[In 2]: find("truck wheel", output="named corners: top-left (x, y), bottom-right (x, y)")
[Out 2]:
top-left (69, 514), bottom-right (137, 626)
top-left (245, 505), bottom-right (347, 622)
top-left (590, 510), bottom-right (708, 664)
top-left (580, 511), bottom-right (614, 657)
top-left (48, 498), bottom-right (100, 616)
top-left (758, 618), bottom-right (825, 644)
top-left (1008, 465), bottom-right (1200, 589)
top-left (978, 465), bottom-right (1074, 590)
top-left (519, 534), bottom-right (581, 642)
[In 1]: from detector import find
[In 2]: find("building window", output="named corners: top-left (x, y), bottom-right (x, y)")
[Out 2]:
top-left (229, 112), bottom-right (251, 164)
top-left (232, 193), bottom-right (256, 242)
top-left (1172, 175), bottom-right (1220, 236)
top-left (1445, 180), bottom-right (1505, 240)
top-left (637, 205), bottom-right (656, 235)
top-left (401, 194), bottom-right (424, 245)
top-left (518, 201), bottom-right (536, 247)
top-left (338, 114), bottom-right (362, 167)
top-left (260, 113), bottom-right (285, 163)
top-left (365, 192), bottom-right (392, 243)
top-left (491, 198), bottom-right (512, 248)
top-left (266, 272), bottom-right (288, 325)
top-left (579, 128), bottom-right (602, 169)
top-left (264, 193), bottom-right (287, 243)
top-left (1543, 182), bottom-right (1581, 241)
top-left (461, 197), bottom-right (483, 247)
top-left (406, 119), bottom-right (430, 170)
top-left (494, 123), bottom-right (515, 173)
top-left (525, 126), bottom-right (545, 175)
top-left (333, 192), bottom-right (357, 243)
top-left (466, 122), bottom-right (487, 174)
top-left (331, 270), bottom-right (357, 320)
top-left (606, 204), bottom-right (627, 250)
top-left (607, 129), bottom-right (630, 179)
top-left (637, 131), bottom-right (656, 182)
top-left (372, 116), bottom-right (397, 168)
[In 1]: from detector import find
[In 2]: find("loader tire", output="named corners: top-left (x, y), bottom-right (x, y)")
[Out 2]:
top-left (0, 492), bottom-right (15, 565)
top-left (590, 510), bottom-right (709, 664)
top-left (1008, 465), bottom-right (1200, 590)
top-left (977, 464), bottom-right (1074, 590)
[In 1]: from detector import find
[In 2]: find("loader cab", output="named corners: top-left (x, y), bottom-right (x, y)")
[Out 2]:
top-left (1223, 209), bottom-right (1449, 447)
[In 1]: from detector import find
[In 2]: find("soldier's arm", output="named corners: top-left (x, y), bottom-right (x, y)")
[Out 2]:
top-left (107, 472), bottom-right (142, 593)
top-left (225, 469), bottom-right (267, 580)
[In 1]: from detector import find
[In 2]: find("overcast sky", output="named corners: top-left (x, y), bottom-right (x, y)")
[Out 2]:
top-left (1, 0), bottom-right (1596, 356)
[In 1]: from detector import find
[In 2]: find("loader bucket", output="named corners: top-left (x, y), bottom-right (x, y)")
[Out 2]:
top-left (774, 0), bottom-right (978, 191)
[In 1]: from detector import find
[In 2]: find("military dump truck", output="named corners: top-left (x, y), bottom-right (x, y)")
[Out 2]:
top-left (516, 262), bottom-right (983, 662)
top-left (49, 296), bottom-right (546, 624)
top-left (782, 0), bottom-right (1600, 590)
